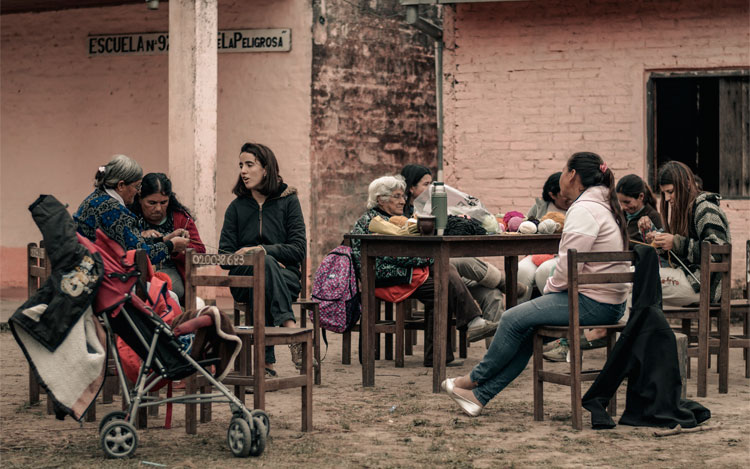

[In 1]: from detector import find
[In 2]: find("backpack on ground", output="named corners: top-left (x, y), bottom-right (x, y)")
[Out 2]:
top-left (311, 245), bottom-right (361, 333)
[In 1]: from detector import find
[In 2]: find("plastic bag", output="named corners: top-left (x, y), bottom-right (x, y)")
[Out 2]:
top-left (413, 184), bottom-right (500, 234)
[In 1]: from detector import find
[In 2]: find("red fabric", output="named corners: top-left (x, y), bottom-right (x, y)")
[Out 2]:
top-left (375, 267), bottom-right (429, 303)
top-left (531, 254), bottom-right (555, 267)
top-left (171, 210), bottom-right (206, 284)
top-left (153, 271), bottom-right (172, 291)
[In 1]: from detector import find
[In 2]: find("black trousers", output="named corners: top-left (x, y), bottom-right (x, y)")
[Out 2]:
top-left (409, 264), bottom-right (481, 366)
top-left (229, 256), bottom-right (301, 364)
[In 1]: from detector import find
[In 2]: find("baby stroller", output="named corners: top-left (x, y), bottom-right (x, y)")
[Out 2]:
top-left (12, 195), bottom-right (266, 459)
top-left (82, 230), bottom-right (269, 459)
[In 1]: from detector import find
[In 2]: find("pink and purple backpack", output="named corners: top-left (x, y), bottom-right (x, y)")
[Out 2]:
top-left (311, 245), bottom-right (361, 333)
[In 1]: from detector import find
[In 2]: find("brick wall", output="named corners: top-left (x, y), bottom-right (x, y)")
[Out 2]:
top-left (443, 0), bottom-right (750, 288)
top-left (309, 0), bottom-right (439, 268)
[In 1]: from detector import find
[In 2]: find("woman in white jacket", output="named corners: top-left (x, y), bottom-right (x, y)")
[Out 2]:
top-left (442, 152), bottom-right (630, 416)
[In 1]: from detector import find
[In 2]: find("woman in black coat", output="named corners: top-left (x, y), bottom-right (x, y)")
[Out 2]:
top-left (219, 143), bottom-right (307, 374)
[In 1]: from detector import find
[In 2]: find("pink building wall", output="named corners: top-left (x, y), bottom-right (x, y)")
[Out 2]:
top-left (0, 1), bottom-right (312, 290)
top-left (443, 0), bottom-right (750, 288)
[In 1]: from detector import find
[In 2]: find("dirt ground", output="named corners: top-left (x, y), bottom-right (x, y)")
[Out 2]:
top-left (1, 322), bottom-right (749, 468)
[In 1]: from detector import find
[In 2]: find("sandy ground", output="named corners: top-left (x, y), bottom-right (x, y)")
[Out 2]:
top-left (1, 313), bottom-right (749, 468)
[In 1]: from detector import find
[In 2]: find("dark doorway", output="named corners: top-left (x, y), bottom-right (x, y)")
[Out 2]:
top-left (648, 72), bottom-right (749, 198)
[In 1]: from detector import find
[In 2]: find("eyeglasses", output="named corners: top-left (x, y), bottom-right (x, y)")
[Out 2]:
top-left (389, 194), bottom-right (407, 201)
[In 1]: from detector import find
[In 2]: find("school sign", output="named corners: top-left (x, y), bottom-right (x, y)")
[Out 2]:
top-left (88, 29), bottom-right (291, 56)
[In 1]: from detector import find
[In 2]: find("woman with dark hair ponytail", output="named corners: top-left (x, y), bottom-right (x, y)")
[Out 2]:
top-left (636, 161), bottom-right (730, 306)
top-left (442, 152), bottom-right (629, 417)
top-left (616, 174), bottom-right (663, 243)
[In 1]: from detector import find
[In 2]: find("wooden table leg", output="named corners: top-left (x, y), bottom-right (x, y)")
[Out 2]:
top-left (361, 244), bottom-right (375, 387)
top-left (432, 245), bottom-right (449, 393)
top-left (504, 256), bottom-right (519, 309)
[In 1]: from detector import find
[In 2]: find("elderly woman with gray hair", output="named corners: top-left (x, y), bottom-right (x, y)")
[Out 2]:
top-left (74, 154), bottom-right (189, 266)
top-left (349, 175), bottom-right (498, 367)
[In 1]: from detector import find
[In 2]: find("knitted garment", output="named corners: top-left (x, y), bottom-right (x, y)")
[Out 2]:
top-left (444, 215), bottom-right (487, 235)
top-left (672, 192), bottom-right (731, 303)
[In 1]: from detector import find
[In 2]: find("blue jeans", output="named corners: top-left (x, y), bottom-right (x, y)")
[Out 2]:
top-left (469, 292), bottom-right (625, 406)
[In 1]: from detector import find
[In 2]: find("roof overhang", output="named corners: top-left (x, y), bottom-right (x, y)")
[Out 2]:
top-left (400, 1), bottom-right (530, 5)
top-left (1, 1), bottom-right (147, 15)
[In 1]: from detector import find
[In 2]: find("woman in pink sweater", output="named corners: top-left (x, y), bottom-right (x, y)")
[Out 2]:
top-left (442, 152), bottom-right (630, 416)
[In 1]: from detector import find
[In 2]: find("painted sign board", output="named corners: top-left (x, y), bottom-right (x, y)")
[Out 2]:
top-left (88, 29), bottom-right (291, 56)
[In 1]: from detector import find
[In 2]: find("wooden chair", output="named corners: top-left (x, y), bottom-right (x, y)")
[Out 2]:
top-left (185, 248), bottom-right (313, 432)
top-left (341, 299), bottom-right (466, 367)
top-left (663, 242), bottom-right (732, 397)
top-left (533, 249), bottom-right (633, 430)
top-left (26, 242), bottom-right (56, 416)
top-left (26, 241), bottom-right (124, 424)
top-left (726, 240), bottom-right (750, 378)
top-left (234, 256), bottom-right (321, 385)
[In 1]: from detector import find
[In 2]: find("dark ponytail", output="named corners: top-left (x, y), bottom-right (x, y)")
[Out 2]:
top-left (615, 174), bottom-right (658, 210)
top-left (567, 152), bottom-right (628, 249)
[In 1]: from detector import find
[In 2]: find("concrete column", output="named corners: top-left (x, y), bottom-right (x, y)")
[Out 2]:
top-left (169, 0), bottom-right (218, 250)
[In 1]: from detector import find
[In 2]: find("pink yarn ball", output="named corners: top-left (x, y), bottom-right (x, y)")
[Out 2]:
top-left (503, 211), bottom-right (525, 227)
top-left (507, 216), bottom-right (524, 232)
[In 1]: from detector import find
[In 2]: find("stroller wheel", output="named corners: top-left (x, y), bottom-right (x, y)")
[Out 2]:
top-left (100, 420), bottom-right (138, 459)
top-left (248, 417), bottom-right (267, 457)
top-left (227, 417), bottom-right (252, 458)
top-left (250, 409), bottom-right (271, 437)
top-left (98, 411), bottom-right (128, 434)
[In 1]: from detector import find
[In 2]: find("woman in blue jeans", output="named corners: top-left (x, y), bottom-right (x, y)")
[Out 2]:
top-left (443, 152), bottom-right (630, 416)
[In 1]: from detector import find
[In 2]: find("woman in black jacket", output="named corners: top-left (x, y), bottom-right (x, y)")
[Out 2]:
top-left (219, 143), bottom-right (307, 373)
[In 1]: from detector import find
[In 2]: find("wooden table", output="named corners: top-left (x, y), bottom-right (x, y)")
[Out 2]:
top-left (344, 233), bottom-right (561, 393)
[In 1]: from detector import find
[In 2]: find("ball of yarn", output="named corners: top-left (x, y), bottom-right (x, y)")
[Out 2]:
top-left (497, 221), bottom-right (506, 232)
top-left (540, 212), bottom-right (565, 232)
top-left (518, 220), bottom-right (538, 234)
top-left (537, 218), bottom-right (560, 234)
top-left (507, 216), bottom-right (524, 232)
top-left (503, 211), bottom-right (525, 227)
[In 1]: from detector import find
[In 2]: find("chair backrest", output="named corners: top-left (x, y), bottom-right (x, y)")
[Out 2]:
top-left (27, 241), bottom-right (51, 297)
top-left (699, 241), bottom-right (732, 309)
top-left (567, 249), bottom-right (636, 331)
top-left (184, 247), bottom-right (266, 333)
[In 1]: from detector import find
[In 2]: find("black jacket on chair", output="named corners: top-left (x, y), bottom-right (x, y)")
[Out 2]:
top-left (582, 245), bottom-right (711, 429)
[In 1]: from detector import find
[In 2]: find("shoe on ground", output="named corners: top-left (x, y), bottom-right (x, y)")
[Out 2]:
top-left (467, 318), bottom-right (498, 343)
top-left (448, 386), bottom-right (483, 417)
top-left (543, 338), bottom-right (562, 353)
top-left (543, 341), bottom-right (569, 362)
